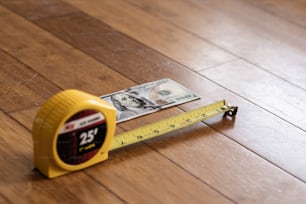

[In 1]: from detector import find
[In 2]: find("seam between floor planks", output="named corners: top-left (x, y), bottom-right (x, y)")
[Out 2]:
top-left (199, 71), bottom-right (306, 133)
top-left (0, 48), bottom-right (64, 113)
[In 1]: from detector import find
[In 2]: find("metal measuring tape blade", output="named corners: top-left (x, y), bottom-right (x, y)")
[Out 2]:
top-left (32, 89), bottom-right (238, 178)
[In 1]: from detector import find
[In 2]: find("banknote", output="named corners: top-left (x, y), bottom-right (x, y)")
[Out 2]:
top-left (100, 78), bottom-right (200, 123)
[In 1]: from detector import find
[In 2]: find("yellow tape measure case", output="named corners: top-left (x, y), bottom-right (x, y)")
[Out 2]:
top-left (32, 90), bottom-right (116, 178)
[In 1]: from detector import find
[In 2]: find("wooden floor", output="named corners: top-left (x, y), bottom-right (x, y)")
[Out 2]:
top-left (1, 0), bottom-right (306, 203)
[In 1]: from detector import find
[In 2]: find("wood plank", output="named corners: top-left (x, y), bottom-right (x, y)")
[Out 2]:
top-left (245, 0), bottom-right (306, 28)
top-left (123, 0), bottom-right (306, 90)
top-left (0, 0), bottom-right (76, 20)
top-left (0, 5), bottom-right (134, 97)
top-left (120, 108), bottom-right (306, 203)
top-left (10, 107), bottom-right (38, 130)
top-left (0, 111), bottom-right (123, 204)
top-left (202, 59), bottom-right (306, 129)
top-left (86, 142), bottom-right (233, 204)
top-left (1, 0), bottom-right (237, 71)
top-left (0, 50), bottom-right (61, 112)
top-left (197, 62), bottom-right (306, 180)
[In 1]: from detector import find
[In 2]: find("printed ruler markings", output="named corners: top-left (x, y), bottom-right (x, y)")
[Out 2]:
top-left (110, 100), bottom-right (237, 150)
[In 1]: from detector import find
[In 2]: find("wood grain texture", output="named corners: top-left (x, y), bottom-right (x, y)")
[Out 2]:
top-left (0, 0), bottom-right (75, 20)
top-left (0, 5), bottom-right (134, 97)
top-left (68, 0), bottom-right (239, 71)
top-left (1, 0), bottom-right (306, 203)
top-left (121, 109), bottom-right (306, 203)
top-left (245, 0), bottom-right (306, 28)
top-left (202, 60), bottom-right (306, 129)
top-left (125, 0), bottom-right (306, 90)
top-left (86, 145), bottom-right (233, 204)
top-left (0, 50), bottom-right (61, 112)
top-left (3, 0), bottom-right (237, 71)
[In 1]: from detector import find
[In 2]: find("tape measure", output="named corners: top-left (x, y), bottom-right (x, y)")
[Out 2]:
top-left (32, 89), bottom-right (237, 178)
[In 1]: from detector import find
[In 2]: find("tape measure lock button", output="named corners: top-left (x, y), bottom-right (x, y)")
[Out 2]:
top-left (32, 90), bottom-right (116, 178)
